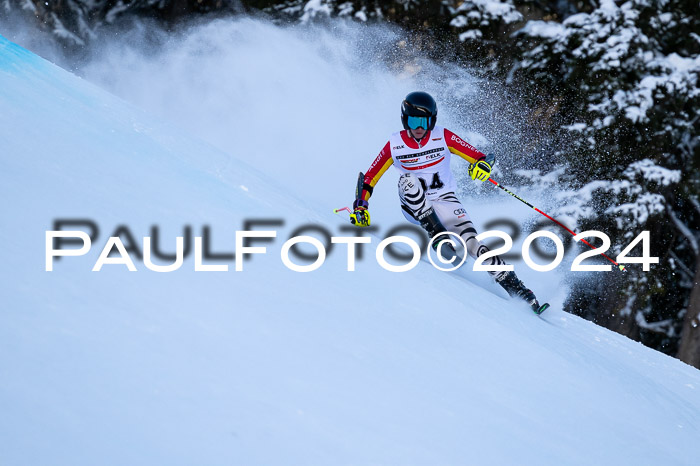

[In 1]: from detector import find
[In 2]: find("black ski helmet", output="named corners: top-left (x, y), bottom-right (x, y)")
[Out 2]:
top-left (401, 91), bottom-right (438, 131)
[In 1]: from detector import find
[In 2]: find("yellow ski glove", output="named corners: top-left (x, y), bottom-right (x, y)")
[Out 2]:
top-left (350, 199), bottom-right (371, 227)
top-left (469, 159), bottom-right (492, 182)
top-left (350, 208), bottom-right (370, 227)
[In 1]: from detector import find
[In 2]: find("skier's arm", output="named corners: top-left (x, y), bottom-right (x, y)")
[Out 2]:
top-left (444, 128), bottom-right (486, 164)
top-left (358, 141), bottom-right (394, 202)
top-left (444, 128), bottom-right (492, 182)
top-left (350, 141), bottom-right (393, 227)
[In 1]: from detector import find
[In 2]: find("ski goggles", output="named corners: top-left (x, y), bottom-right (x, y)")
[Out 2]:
top-left (406, 115), bottom-right (430, 130)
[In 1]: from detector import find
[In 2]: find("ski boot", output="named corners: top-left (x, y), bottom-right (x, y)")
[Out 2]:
top-left (496, 271), bottom-right (548, 314)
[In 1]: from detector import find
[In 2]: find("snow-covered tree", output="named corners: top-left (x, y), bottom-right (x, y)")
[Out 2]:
top-left (511, 0), bottom-right (699, 362)
top-left (447, 0), bottom-right (522, 64)
top-left (1, 0), bottom-right (238, 48)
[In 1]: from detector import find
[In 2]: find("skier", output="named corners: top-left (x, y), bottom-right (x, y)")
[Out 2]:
top-left (350, 91), bottom-right (544, 313)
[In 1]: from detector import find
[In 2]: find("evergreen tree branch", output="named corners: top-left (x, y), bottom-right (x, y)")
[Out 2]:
top-left (667, 207), bottom-right (699, 256)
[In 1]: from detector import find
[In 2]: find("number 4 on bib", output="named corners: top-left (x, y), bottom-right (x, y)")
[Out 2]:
top-left (418, 173), bottom-right (444, 192)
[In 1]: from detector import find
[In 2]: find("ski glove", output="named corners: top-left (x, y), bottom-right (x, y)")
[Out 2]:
top-left (350, 199), bottom-right (371, 227)
top-left (468, 159), bottom-right (492, 182)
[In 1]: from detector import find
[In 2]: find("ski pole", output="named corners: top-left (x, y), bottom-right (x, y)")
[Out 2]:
top-left (487, 177), bottom-right (626, 271)
top-left (334, 173), bottom-right (366, 216)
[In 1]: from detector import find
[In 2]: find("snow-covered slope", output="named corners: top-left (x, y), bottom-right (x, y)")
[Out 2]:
top-left (1, 32), bottom-right (699, 465)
